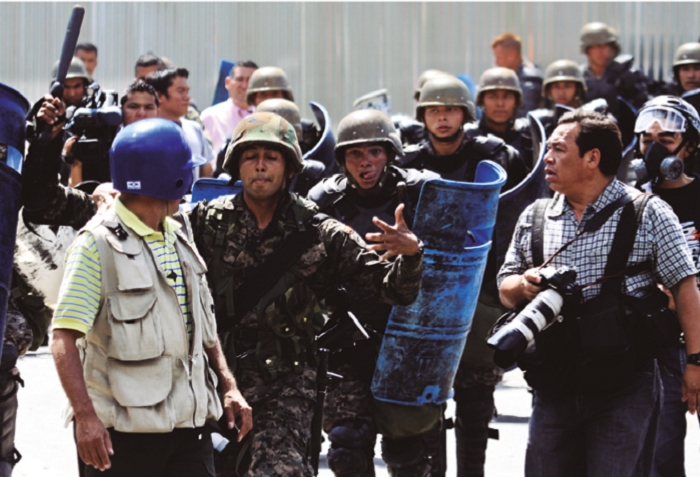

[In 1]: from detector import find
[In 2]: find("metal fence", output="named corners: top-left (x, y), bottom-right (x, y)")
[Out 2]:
top-left (1, 2), bottom-right (699, 128)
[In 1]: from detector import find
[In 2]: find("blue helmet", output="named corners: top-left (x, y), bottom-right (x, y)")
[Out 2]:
top-left (110, 118), bottom-right (200, 200)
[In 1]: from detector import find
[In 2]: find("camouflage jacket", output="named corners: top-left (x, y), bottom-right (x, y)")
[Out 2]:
top-left (189, 192), bottom-right (423, 380)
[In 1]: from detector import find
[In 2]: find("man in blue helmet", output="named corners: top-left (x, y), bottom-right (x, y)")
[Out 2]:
top-left (50, 118), bottom-right (253, 477)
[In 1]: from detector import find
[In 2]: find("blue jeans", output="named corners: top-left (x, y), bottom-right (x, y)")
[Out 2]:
top-left (525, 364), bottom-right (661, 477)
top-left (653, 346), bottom-right (700, 477)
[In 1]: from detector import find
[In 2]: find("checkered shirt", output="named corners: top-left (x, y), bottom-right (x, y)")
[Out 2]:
top-left (497, 179), bottom-right (698, 302)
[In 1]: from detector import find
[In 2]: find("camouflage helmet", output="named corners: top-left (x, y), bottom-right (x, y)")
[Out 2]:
top-left (416, 75), bottom-right (476, 124)
top-left (334, 110), bottom-right (403, 164)
top-left (475, 67), bottom-right (522, 108)
top-left (255, 98), bottom-right (303, 141)
top-left (414, 69), bottom-right (449, 101)
top-left (223, 112), bottom-right (303, 178)
top-left (542, 59), bottom-right (587, 97)
top-left (4, 308), bottom-right (33, 358)
top-left (673, 43), bottom-right (700, 69)
top-left (245, 67), bottom-right (294, 106)
top-left (51, 57), bottom-right (89, 82)
top-left (579, 22), bottom-right (621, 55)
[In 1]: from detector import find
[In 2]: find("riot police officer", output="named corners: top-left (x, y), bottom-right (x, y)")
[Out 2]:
top-left (530, 60), bottom-right (588, 137)
top-left (466, 67), bottom-right (534, 169)
top-left (672, 42), bottom-right (700, 117)
top-left (579, 22), bottom-right (649, 114)
top-left (491, 32), bottom-right (544, 117)
top-left (400, 75), bottom-right (527, 477)
top-left (308, 110), bottom-right (439, 477)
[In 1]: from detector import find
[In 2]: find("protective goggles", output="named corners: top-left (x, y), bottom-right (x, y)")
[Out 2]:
top-left (634, 107), bottom-right (687, 133)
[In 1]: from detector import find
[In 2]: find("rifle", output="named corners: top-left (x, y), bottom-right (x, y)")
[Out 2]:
top-left (308, 296), bottom-right (371, 475)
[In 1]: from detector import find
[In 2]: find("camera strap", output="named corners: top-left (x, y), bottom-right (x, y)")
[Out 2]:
top-left (532, 192), bottom-right (653, 286)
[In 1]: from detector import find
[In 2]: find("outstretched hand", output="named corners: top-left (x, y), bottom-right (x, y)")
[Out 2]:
top-left (364, 203), bottom-right (421, 261)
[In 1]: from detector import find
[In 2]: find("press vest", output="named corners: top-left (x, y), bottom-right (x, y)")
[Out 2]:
top-left (71, 209), bottom-right (222, 433)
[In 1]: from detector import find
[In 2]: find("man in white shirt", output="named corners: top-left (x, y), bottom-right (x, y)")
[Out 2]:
top-left (200, 61), bottom-right (258, 155)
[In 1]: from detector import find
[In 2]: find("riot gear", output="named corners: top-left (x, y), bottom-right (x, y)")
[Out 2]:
top-left (414, 69), bottom-right (449, 101)
top-left (353, 88), bottom-right (391, 115)
top-left (255, 98), bottom-right (303, 141)
top-left (50, 57), bottom-right (89, 83)
top-left (416, 76), bottom-right (476, 125)
top-left (579, 22), bottom-right (621, 55)
top-left (475, 67), bottom-right (522, 110)
top-left (245, 66), bottom-right (294, 106)
top-left (542, 60), bottom-right (587, 101)
top-left (223, 112), bottom-right (303, 178)
top-left (673, 42), bottom-right (700, 69)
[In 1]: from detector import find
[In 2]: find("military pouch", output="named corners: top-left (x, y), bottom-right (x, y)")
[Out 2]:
top-left (624, 289), bottom-right (681, 360)
top-left (576, 293), bottom-right (635, 395)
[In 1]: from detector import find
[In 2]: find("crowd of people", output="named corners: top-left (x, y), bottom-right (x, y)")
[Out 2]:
top-left (1, 19), bottom-right (700, 477)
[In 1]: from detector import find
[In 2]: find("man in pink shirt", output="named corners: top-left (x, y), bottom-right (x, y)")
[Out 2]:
top-left (201, 61), bottom-right (258, 154)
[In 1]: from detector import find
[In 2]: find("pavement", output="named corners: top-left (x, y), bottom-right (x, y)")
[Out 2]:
top-left (11, 347), bottom-right (700, 477)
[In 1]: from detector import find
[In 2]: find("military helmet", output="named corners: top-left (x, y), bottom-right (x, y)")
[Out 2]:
top-left (245, 67), bottom-right (294, 106)
top-left (416, 75), bottom-right (476, 124)
top-left (673, 43), bottom-right (700, 69)
top-left (634, 95), bottom-right (700, 137)
top-left (414, 69), bottom-right (449, 101)
top-left (579, 22), bottom-right (621, 55)
top-left (255, 99), bottom-right (303, 141)
top-left (334, 110), bottom-right (403, 164)
top-left (224, 112), bottom-right (303, 177)
top-left (542, 59), bottom-right (587, 97)
top-left (51, 57), bottom-right (89, 82)
top-left (475, 67), bottom-right (522, 108)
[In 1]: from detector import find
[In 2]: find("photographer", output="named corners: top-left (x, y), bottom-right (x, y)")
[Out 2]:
top-left (497, 110), bottom-right (700, 477)
top-left (22, 80), bottom-right (159, 229)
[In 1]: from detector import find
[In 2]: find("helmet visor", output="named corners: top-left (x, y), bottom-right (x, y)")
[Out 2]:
top-left (634, 107), bottom-right (687, 133)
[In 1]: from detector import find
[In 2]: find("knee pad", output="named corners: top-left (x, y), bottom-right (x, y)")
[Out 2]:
top-left (327, 421), bottom-right (376, 477)
top-left (382, 435), bottom-right (430, 477)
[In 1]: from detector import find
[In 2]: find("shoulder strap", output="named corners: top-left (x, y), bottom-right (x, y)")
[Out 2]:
top-left (531, 198), bottom-right (550, 267)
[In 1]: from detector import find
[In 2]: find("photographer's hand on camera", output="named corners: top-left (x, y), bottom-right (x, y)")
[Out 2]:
top-left (499, 268), bottom-right (543, 309)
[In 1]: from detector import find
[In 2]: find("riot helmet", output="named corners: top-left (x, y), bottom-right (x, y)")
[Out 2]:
top-left (542, 60), bottom-right (587, 101)
top-left (475, 67), bottom-right (522, 110)
top-left (416, 75), bottom-right (476, 125)
top-left (110, 118), bottom-right (203, 201)
top-left (51, 57), bottom-right (90, 83)
top-left (579, 22), bottom-right (621, 56)
top-left (414, 69), bottom-right (449, 101)
top-left (245, 67), bottom-right (294, 106)
top-left (673, 43), bottom-right (700, 69)
top-left (255, 99), bottom-right (303, 141)
top-left (223, 112), bottom-right (303, 179)
top-left (631, 95), bottom-right (700, 186)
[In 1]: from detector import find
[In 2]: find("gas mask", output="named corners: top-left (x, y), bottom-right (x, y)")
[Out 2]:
top-left (630, 141), bottom-right (684, 186)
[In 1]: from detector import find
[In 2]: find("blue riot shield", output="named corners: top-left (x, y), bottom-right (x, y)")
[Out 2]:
top-left (617, 96), bottom-right (638, 157)
top-left (191, 178), bottom-right (242, 204)
top-left (371, 161), bottom-right (507, 406)
top-left (494, 113), bottom-right (549, 272)
top-left (0, 83), bottom-right (30, 357)
top-left (304, 101), bottom-right (336, 173)
top-left (211, 60), bottom-right (236, 106)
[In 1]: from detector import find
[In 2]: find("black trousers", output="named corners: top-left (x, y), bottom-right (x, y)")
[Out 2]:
top-left (83, 427), bottom-right (215, 477)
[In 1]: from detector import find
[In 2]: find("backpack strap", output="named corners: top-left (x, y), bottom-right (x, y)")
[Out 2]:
top-left (531, 198), bottom-right (550, 267)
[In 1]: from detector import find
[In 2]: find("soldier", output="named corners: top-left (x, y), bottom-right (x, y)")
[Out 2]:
top-left (189, 112), bottom-right (423, 477)
top-left (466, 67), bottom-right (534, 168)
top-left (491, 33), bottom-right (544, 117)
top-left (530, 60), bottom-right (588, 137)
top-left (673, 43), bottom-right (700, 95)
top-left (308, 110), bottom-right (439, 477)
top-left (400, 75), bottom-right (527, 477)
top-left (401, 75), bottom-right (526, 189)
top-left (579, 22), bottom-right (649, 113)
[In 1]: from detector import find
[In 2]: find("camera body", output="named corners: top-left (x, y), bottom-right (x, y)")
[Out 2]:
top-left (64, 84), bottom-right (122, 166)
top-left (487, 266), bottom-right (578, 358)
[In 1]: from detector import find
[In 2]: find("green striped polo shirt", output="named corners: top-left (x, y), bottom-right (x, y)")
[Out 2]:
top-left (53, 200), bottom-right (192, 337)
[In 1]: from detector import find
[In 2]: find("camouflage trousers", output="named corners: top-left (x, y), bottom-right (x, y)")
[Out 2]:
top-left (216, 365), bottom-right (317, 477)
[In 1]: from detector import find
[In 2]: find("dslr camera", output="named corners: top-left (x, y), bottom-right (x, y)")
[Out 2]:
top-left (487, 266), bottom-right (578, 358)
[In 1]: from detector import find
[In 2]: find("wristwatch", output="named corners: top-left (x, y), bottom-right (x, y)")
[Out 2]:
top-left (688, 352), bottom-right (700, 366)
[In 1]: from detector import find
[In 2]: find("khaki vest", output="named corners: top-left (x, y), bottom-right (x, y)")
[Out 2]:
top-left (68, 209), bottom-right (222, 433)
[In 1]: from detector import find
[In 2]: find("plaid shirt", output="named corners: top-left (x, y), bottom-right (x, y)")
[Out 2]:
top-left (497, 179), bottom-right (698, 301)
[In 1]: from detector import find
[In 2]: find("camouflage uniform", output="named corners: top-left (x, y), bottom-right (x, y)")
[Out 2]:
top-left (189, 190), bottom-right (422, 477)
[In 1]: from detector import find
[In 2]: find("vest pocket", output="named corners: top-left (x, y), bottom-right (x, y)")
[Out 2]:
top-left (107, 289), bottom-right (164, 360)
top-left (108, 356), bottom-right (175, 432)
